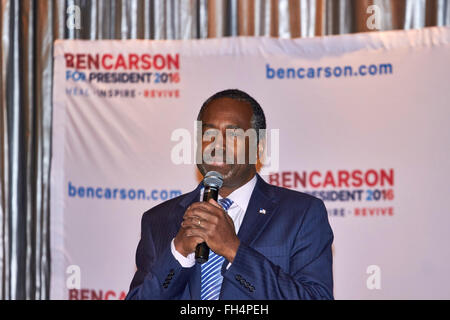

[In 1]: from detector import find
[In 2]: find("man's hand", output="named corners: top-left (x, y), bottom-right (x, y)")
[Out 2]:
top-left (173, 221), bottom-right (204, 258)
top-left (179, 199), bottom-right (240, 263)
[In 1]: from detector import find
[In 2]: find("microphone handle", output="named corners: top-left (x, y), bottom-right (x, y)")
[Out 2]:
top-left (195, 186), bottom-right (219, 264)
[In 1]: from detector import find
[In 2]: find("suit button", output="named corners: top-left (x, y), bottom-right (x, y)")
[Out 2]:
top-left (249, 286), bottom-right (255, 292)
top-left (169, 269), bottom-right (175, 276)
top-left (163, 283), bottom-right (169, 288)
top-left (240, 279), bottom-right (246, 286)
top-left (235, 274), bottom-right (242, 281)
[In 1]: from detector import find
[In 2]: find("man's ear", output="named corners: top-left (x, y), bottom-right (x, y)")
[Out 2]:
top-left (256, 137), bottom-right (266, 173)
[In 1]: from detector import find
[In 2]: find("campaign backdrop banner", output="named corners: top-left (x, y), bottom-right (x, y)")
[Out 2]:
top-left (51, 27), bottom-right (450, 299)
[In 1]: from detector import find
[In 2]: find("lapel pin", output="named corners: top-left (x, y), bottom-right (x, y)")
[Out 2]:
top-left (259, 208), bottom-right (266, 215)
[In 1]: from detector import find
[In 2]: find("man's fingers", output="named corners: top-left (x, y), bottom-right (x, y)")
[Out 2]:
top-left (182, 218), bottom-right (213, 231)
top-left (208, 198), bottom-right (221, 208)
top-left (181, 218), bottom-right (201, 228)
top-left (185, 202), bottom-right (223, 217)
top-left (184, 226), bottom-right (208, 240)
top-left (183, 210), bottom-right (210, 223)
top-left (184, 207), bottom-right (221, 223)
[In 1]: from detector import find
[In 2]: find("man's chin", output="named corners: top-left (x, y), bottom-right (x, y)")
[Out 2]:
top-left (199, 163), bottom-right (234, 178)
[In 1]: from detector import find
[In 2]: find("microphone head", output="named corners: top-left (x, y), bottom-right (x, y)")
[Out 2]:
top-left (203, 171), bottom-right (223, 189)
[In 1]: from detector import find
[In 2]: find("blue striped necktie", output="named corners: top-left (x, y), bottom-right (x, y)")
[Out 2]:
top-left (200, 198), bottom-right (233, 300)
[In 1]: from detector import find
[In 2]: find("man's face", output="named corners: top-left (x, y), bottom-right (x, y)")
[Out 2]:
top-left (197, 97), bottom-right (256, 188)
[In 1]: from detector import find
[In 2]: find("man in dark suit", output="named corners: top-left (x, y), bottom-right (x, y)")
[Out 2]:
top-left (126, 89), bottom-right (334, 300)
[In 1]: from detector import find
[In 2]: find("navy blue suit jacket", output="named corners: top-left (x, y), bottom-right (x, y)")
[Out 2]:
top-left (126, 174), bottom-right (334, 300)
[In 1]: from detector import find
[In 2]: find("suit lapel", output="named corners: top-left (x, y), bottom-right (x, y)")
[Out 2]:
top-left (237, 174), bottom-right (279, 247)
top-left (220, 175), bottom-right (278, 300)
top-left (178, 182), bottom-right (202, 212)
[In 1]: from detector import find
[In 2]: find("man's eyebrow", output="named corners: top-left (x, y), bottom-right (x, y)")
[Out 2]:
top-left (202, 123), bottom-right (216, 128)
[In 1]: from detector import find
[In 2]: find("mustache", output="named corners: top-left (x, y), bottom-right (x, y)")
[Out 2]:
top-left (201, 148), bottom-right (235, 164)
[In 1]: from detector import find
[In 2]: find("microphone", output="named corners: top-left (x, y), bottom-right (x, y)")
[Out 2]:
top-left (195, 171), bottom-right (223, 264)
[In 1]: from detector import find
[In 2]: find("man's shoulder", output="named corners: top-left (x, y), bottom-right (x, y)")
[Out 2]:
top-left (256, 179), bottom-right (330, 238)
top-left (265, 178), bottom-right (328, 220)
top-left (262, 179), bottom-right (324, 211)
top-left (262, 181), bottom-right (330, 234)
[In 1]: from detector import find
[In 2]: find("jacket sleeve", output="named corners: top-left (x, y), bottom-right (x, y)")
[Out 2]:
top-left (125, 212), bottom-right (192, 300)
top-left (222, 197), bottom-right (334, 300)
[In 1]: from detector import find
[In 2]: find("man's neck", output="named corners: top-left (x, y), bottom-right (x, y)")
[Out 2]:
top-left (219, 172), bottom-right (256, 198)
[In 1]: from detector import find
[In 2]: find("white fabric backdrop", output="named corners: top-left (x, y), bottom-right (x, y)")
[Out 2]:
top-left (51, 26), bottom-right (450, 299)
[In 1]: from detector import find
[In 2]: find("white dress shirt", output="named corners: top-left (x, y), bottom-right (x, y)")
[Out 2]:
top-left (170, 174), bottom-right (257, 268)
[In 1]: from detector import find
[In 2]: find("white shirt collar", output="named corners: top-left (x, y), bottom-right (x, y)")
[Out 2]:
top-left (218, 174), bottom-right (257, 213)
